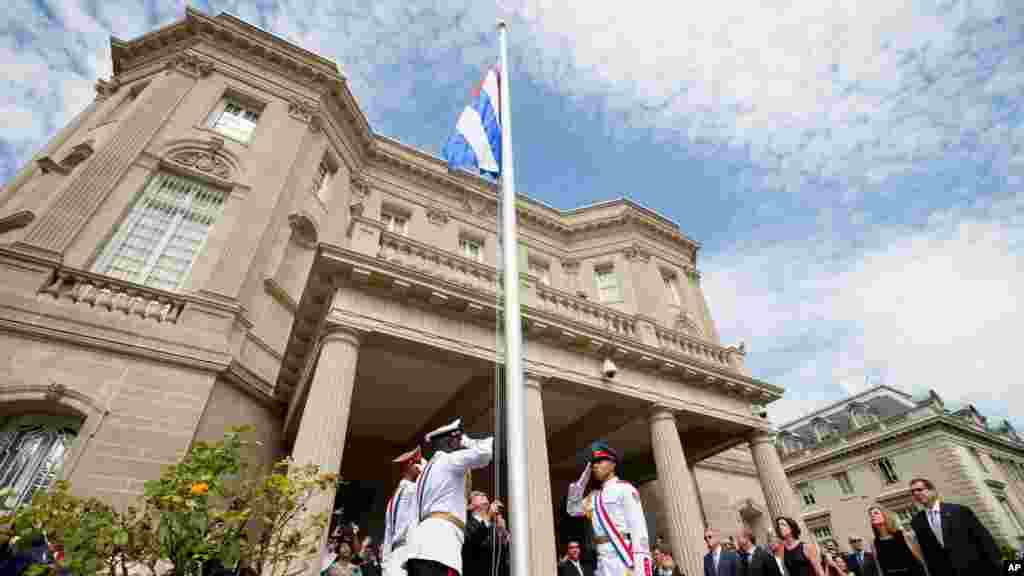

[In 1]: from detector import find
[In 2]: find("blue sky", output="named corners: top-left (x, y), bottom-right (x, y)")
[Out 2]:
top-left (2, 0), bottom-right (1021, 427)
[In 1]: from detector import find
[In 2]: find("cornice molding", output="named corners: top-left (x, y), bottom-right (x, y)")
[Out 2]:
top-left (317, 244), bottom-right (783, 405)
top-left (783, 413), bottom-right (1024, 473)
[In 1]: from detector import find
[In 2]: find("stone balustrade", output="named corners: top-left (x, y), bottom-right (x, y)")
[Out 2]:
top-left (377, 230), bottom-right (499, 293)
top-left (534, 282), bottom-right (637, 339)
top-left (654, 326), bottom-right (733, 367)
top-left (38, 267), bottom-right (187, 324)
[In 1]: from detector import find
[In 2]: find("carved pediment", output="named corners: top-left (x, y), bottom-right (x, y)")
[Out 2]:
top-left (168, 148), bottom-right (232, 179)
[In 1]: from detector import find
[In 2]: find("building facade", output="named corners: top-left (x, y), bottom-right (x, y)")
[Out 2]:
top-left (777, 384), bottom-right (1024, 554)
top-left (0, 8), bottom-right (802, 575)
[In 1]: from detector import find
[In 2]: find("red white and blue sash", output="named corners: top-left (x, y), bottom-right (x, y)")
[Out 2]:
top-left (416, 457), bottom-right (437, 520)
top-left (593, 490), bottom-right (633, 570)
top-left (386, 484), bottom-right (403, 546)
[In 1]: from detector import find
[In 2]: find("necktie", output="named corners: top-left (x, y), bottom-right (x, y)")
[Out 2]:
top-left (930, 509), bottom-right (944, 546)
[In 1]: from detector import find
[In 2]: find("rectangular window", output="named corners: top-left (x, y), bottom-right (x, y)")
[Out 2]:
top-left (997, 495), bottom-right (1024, 536)
top-left (835, 471), bottom-right (855, 495)
top-left (312, 158), bottom-right (336, 204)
top-left (92, 172), bottom-right (226, 291)
top-left (210, 98), bottom-right (261, 143)
top-left (381, 212), bottom-right (408, 235)
top-left (811, 526), bottom-right (834, 547)
top-left (662, 272), bottom-right (682, 306)
top-left (877, 457), bottom-right (899, 485)
top-left (529, 260), bottom-right (550, 285)
top-left (595, 266), bottom-right (621, 303)
top-left (459, 237), bottom-right (482, 262)
top-left (797, 483), bottom-right (816, 506)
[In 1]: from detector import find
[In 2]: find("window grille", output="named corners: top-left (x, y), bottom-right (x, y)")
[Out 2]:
top-left (0, 416), bottom-right (79, 510)
top-left (212, 100), bottom-right (260, 143)
top-left (460, 238), bottom-right (482, 261)
top-left (92, 172), bottom-right (226, 291)
top-left (797, 483), bottom-right (816, 506)
top-left (662, 273), bottom-right (681, 305)
top-left (877, 457), bottom-right (899, 484)
top-left (835, 471), bottom-right (855, 495)
top-left (595, 267), bottom-right (621, 302)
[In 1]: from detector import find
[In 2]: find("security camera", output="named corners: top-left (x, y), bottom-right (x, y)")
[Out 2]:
top-left (602, 357), bottom-right (618, 379)
top-left (751, 404), bottom-right (767, 419)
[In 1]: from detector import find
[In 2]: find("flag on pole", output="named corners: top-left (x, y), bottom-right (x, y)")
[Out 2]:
top-left (443, 66), bottom-right (502, 177)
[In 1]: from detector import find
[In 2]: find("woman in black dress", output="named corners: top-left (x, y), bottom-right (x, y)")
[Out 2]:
top-left (868, 505), bottom-right (925, 576)
top-left (775, 516), bottom-right (825, 576)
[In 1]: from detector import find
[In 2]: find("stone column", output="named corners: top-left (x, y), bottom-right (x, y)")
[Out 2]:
top-left (19, 68), bottom-right (198, 258)
top-left (688, 461), bottom-right (708, 525)
top-left (748, 430), bottom-right (803, 531)
top-left (649, 407), bottom-right (707, 576)
top-left (525, 374), bottom-right (558, 575)
top-left (291, 326), bottom-right (361, 563)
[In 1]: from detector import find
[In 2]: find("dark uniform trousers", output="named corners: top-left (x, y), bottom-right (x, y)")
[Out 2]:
top-left (406, 559), bottom-right (458, 576)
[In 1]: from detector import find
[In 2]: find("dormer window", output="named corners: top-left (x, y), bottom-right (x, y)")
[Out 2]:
top-left (208, 96), bottom-right (262, 143)
top-left (813, 418), bottom-right (836, 442)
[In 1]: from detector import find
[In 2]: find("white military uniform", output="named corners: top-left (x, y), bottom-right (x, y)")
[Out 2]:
top-left (405, 435), bottom-right (493, 574)
top-left (568, 466), bottom-right (652, 576)
top-left (382, 477), bottom-right (418, 576)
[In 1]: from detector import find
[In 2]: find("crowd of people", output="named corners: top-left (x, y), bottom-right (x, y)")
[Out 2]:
top-left (320, 410), bottom-right (1008, 576)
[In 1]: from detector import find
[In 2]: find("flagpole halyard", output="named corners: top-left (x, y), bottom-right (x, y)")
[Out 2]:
top-left (497, 19), bottom-right (531, 576)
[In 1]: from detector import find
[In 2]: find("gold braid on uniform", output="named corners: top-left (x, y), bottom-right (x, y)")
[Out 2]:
top-left (465, 469), bottom-right (473, 503)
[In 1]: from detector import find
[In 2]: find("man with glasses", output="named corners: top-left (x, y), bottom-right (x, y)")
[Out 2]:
top-left (844, 535), bottom-right (877, 576)
top-left (703, 527), bottom-right (740, 576)
top-left (908, 476), bottom-right (1000, 576)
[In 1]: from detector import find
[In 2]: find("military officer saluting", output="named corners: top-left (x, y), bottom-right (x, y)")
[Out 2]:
top-left (405, 418), bottom-right (493, 576)
top-left (567, 441), bottom-right (652, 576)
top-left (382, 447), bottom-right (426, 576)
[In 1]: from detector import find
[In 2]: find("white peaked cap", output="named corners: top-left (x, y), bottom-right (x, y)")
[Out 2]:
top-left (424, 418), bottom-right (462, 442)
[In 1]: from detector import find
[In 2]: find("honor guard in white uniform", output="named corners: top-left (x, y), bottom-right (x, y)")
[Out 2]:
top-left (382, 447), bottom-right (426, 576)
top-left (405, 418), bottom-right (493, 576)
top-left (567, 441), bottom-right (652, 576)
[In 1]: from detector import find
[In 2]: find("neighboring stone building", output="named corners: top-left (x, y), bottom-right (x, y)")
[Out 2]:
top-left (0, 8), bottom-right (798, 575)
top-left (776, 384), bottom-right (1024, 553)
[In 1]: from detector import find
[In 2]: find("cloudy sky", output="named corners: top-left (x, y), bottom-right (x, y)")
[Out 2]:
top-left (2, 0), bottom-right (1021, 427)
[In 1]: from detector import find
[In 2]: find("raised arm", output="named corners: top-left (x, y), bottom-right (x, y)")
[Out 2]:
top-left (566, 463), bottom-right (591, 517)
top-left (448, 436), bottom-right (494, 470)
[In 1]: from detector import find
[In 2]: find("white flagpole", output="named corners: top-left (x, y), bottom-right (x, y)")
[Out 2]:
top-left (497, 19), bottom-right (530, 576)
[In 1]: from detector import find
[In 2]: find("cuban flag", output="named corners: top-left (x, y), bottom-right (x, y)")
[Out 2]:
top-left (443, 65), bottom-right (502, 178)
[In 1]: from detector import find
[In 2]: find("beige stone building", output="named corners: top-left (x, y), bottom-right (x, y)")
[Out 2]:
top-left (0, 8), bottom-right (802, 574)
top-left (776, 384), bottom-right (1024, 554)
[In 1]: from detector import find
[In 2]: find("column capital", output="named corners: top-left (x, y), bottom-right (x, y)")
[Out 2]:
top-left (321, 324), bottom-right (362, 347)
top-left (524, 372), bottom-right (547, 391)
top-left (649, 404), bottom-right (677, 423)
top-left (747, 428), bottom-right (777, 446)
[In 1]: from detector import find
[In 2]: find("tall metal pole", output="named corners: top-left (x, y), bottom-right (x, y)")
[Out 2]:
top-left (497, 19), bottom-right (530, 576)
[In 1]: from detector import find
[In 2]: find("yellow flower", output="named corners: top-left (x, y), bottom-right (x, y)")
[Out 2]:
top-left (190, 482), bottom-right (210, 495)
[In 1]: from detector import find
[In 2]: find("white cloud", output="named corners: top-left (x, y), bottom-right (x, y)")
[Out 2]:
top-left (704, 192), bottom-right (1024, 425)
top-left (504, 0), bottom-right (1021, 204)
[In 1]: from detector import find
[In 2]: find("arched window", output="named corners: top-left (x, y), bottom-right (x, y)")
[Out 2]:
top-left (0, 415), bottom-right (80, 510)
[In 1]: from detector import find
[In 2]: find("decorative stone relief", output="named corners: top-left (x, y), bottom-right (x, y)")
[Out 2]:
top-left (169, 149), bottom-right (231, 179)
top-left (289, 98), bottom-right (320, 125)
top-left (427, 206), bottom-right (450, 226)
top-left (60, 141), bottom-right (95, 169)
top-left (461, 191), bottom-right (498, 218)
top-left (349, 174), bottom-right (370, 218)
top-left (623, 245), bottom-right (651, 262)
top-left (94, 78), bottom-right (119, 101)
top-left (45, 381), bottom-right (68, 400)
top-left (288, 212), bottom-right (319, 249)
top-left (167, 53), bottom-right (214, 78)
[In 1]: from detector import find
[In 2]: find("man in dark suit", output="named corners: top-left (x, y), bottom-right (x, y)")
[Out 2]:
top-left (845, 535), bottom-right (879, 576)
top-left (735, 526), bottom-right (782, 576)
top-left (704, 527), bottom-right (741, 576)
top-left (558, 541), bottom-right (594, 576)
top-left (908, 477), bottom-right (1001, 576)
top-left (463, 491), bottom-right (510, 576)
